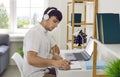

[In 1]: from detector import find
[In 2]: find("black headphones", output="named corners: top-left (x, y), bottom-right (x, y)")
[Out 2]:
top-left (43, 8), bottom-right (56, 20)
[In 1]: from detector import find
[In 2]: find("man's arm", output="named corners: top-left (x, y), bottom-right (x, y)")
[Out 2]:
top-left (51, 45), bottom-right (63, 60)
top-left (27, 51), bottom-right (70, 70)
top-left (27, 51), bottom-right (53, 67)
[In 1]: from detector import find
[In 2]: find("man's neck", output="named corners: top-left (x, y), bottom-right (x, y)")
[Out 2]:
top-left (40, 21), bottom-right (48, 32)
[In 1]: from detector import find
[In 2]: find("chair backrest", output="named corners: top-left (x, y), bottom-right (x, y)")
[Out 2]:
top-left (12, 52), bottom-right (24, 77)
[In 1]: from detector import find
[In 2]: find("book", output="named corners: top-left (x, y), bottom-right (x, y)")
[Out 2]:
top-left (96, 13), bottom-right (102, 42)
top-left (96, 13), bottom-right (114, 43)
top-left (85, 61), bottom-right (106, 70)
top-left (71, 13), bottom-right (82, 27)
top-left (101, 14), bottom-right (120, 43)
top-left (96, 13), bottom-right (120, 44)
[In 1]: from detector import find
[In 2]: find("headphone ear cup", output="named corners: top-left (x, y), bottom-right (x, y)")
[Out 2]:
top-left (43, 14), bottom-right (49, 20)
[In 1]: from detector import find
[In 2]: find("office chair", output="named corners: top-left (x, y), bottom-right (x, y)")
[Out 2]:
top-left (12, 52), bottom-right (24, 77)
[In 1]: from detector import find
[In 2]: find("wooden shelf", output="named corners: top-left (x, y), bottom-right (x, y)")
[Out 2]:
top-left (67, 41), bottom-right (86, 49)
top-left (66, 0), bottom-right (97, 49)
top-left (68, 21), bottom-right (94, 25)
top-left (67, 0), bottom-right (95, 5)
top-left (96, 75), bottom-right (107, 77)
top-left (74, 0), bottom-right (94, 2)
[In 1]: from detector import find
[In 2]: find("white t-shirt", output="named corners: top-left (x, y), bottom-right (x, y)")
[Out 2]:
top-left (23, 24), bottom-right (56, 77)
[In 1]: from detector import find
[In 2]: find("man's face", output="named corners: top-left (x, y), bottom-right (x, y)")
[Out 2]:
top-left (45, 16), bottom-right (60, 31)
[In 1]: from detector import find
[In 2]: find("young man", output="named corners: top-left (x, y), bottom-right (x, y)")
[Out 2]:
top-left (23, 7), bottom-right (70, 77)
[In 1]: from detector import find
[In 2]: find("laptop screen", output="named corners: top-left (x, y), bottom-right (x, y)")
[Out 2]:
top-left (85, 37), bottom-right (94, 56)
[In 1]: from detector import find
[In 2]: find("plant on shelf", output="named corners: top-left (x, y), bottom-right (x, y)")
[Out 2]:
top-left (17, 47), bottom-right (24, 57)
top-left (104, 59), bottom-right (120, 77)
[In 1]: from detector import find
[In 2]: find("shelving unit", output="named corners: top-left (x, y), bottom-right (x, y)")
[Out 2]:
top-left (66, 0), bottom-right (97, 49)
top-left (66, 0), bottom-right (107, 77)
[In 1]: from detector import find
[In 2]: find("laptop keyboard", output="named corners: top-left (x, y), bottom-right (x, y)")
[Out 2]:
top-left (65, 53), bottom-right (76, 61)
top-left (73, 53), bottom-right (84, 60)
top-left (73, 51), bottom-right (90, 61)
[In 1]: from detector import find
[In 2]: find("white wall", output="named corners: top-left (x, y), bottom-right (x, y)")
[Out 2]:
top-left (48, 0), bottom-right (67, 49)
top-left (99, 0), bottom-right (120, 13)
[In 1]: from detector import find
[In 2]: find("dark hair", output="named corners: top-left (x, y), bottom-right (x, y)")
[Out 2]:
top-left (43, 7), bottom-right (62, 21)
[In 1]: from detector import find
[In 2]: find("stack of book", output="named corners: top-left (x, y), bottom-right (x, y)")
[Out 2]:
top-left (96, 13), bottom-right (120, 44)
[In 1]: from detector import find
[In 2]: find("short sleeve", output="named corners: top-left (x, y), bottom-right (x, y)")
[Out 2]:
top-left (23, 31), bottom-right (41, 54)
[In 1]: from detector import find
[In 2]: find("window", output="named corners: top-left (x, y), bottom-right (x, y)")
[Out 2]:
top-left (0, 0), bottom-right (10, 29)
top-left (0, 0), bottom-right (48, 33)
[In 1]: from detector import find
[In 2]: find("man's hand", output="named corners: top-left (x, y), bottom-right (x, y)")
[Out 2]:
top-left (52, 59), bottom-right (71, 70)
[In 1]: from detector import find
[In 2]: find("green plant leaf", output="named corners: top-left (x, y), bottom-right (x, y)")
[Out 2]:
top-left (104, 59), bottom-right (120, 77)
top-left (17, 48), bottom-right (24, 57)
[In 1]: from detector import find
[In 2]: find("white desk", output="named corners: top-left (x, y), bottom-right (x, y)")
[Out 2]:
top-left (57, 42), bottom-right (120, 77)
top-left (98, 44), bottom-right (120, 62)
top-left (57, 69), bottom-right (93, 77)
top-left (56, 50), bottom-right (103, 77)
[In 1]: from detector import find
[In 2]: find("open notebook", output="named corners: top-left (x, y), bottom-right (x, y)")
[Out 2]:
top-left (59, 61), bottom-right (82, 70)
top-left (70, 61), bottom-right (82, 70)
top-left (65, 37), bottom-right (94, 61)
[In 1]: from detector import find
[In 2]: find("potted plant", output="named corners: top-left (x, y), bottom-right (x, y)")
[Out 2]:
top-left (104, 59), bottom-right (120, 77)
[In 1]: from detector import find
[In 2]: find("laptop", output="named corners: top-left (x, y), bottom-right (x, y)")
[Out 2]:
top-left (65, 37), bottom-right (94, 61)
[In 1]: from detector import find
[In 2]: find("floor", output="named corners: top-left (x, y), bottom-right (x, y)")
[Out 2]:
top-left (0, 65), bottom-right (20, 77)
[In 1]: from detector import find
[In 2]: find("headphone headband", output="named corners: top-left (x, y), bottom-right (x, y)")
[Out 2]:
top-left (46, 9), bottom-right (55, 15)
